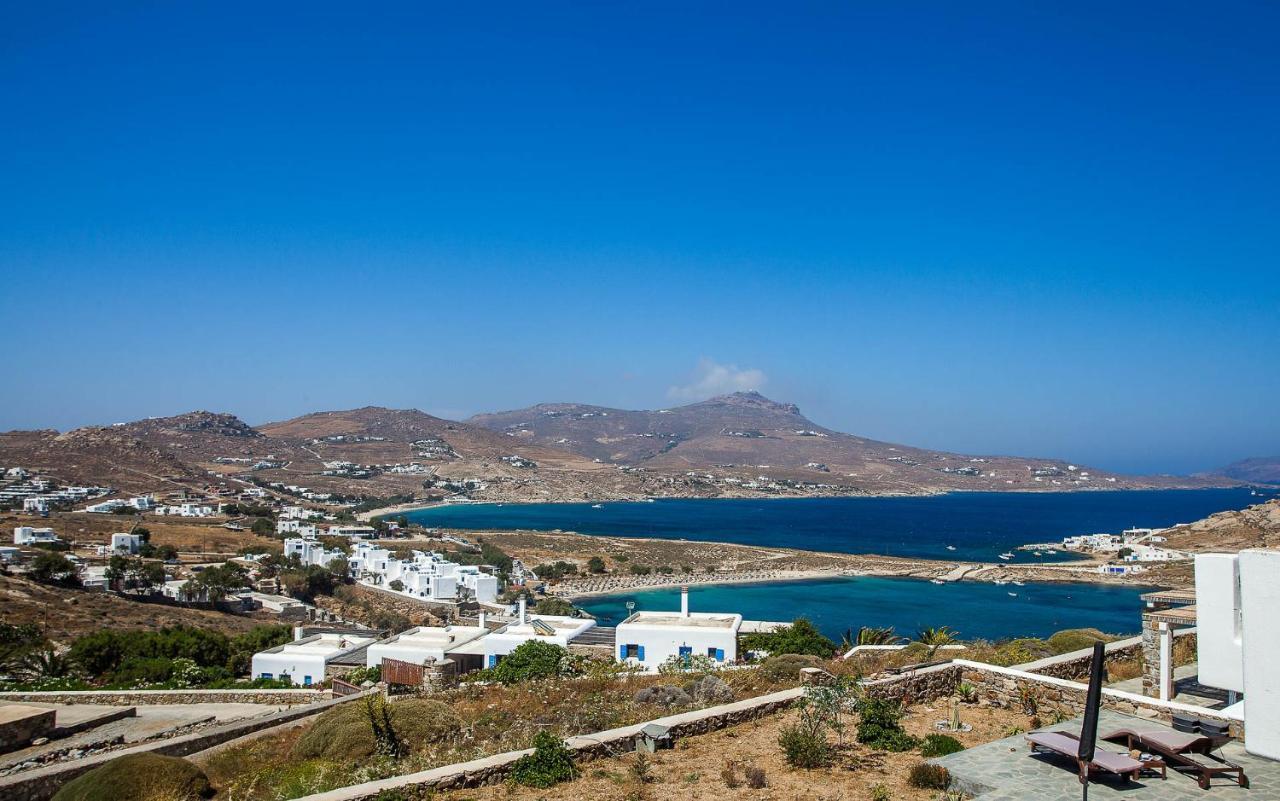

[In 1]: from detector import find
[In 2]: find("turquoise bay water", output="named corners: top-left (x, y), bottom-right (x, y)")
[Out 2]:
top-left (405, 488), bottom-right (1255, 564)
top-left (576, 576), bottom-right (1157, 641)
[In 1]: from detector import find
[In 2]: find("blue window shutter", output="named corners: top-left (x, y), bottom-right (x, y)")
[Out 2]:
top-left (637, 645), bottom-right (645, 662)
top-left (619, 644), bottom-right (627, 660)
top-left (488, 654), bottom-right (497, 668)
top-left (715, 648), bottom-right (725, 661)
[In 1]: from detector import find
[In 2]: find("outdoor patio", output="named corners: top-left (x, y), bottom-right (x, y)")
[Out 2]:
top-left (933, 710), bottom-right (1278, 800)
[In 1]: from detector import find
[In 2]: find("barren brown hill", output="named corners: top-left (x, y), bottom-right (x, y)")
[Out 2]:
top-left (469, 391), bottom-right (1223, 494)
top-left (1160, 497), bottom-right (1280, 552)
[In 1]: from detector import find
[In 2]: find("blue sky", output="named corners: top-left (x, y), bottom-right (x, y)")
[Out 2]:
top-left (2, 2), bottom-right (1277, 475)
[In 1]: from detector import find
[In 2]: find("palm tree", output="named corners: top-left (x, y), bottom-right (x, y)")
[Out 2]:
top-left (857, 626), bottom-right (901, 646)
top-left (20, 648), bottom-right (73, 681)
top-left (916, 626), bottom-right (958, 659)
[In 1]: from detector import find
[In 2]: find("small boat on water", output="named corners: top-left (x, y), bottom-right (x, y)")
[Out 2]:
top-left (1008, 592), bottom-right (1018, 597)
top-left (946, 545), bottom-right (957, 551)
top-left (1033, 551), bottom-right (1043, 556)
top-left (591, 504), bottom-right (603, 509)
top-left (1046, 549), bottom-right (1058, 554)
top-left (998, 552), bottom-right (1014, 560)
top-left (993, 579), bottom-right (1008, 585)
top-left (1012, 580), bottom-right (1025, 586)
top-left (931, 578), bottom-right (946, 585)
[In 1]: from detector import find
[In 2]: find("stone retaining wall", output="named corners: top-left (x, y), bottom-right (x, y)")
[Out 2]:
top-left (0, 689), bottom-right (326, 706)
top-left (0, 690), bottom-right (372, 801)
top-left (1013, 628), bottom-right (1196, 681)
top-left (954, 659), bottom-right (1242, 738)
top-left (861, 663), bottom-right (961, 703)
top-left (292, 687), bottom-right (807, 801)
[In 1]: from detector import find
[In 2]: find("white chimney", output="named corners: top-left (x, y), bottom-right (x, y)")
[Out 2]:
top-left (478, 611), bottom-right (487, 629)
top-left (680, 585), bottom-right (690, 617)
top-left (518, 597), bottom-right (527, 625)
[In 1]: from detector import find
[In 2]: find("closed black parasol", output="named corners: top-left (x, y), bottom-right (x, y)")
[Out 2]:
top-left (1076, 641), bottom-right (1106, 799)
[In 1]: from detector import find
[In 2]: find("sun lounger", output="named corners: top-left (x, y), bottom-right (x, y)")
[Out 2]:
top-left (1103, 726), bottom-right (1249, 790)
top-left (1026, 730), bottom-right (1146, 783)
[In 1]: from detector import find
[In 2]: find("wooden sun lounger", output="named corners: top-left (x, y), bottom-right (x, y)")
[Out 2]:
top-left (1026, 730), bottom-right (1147, 784)
top-left (1103, 727), bottom-right (1250, 790)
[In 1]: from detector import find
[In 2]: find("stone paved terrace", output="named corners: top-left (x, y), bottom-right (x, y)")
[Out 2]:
top-left (934, 710), bottom-right (1278, 800)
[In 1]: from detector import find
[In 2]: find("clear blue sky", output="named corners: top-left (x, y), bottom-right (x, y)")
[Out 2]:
top-left (2, 2), bottom-right (1277, 475)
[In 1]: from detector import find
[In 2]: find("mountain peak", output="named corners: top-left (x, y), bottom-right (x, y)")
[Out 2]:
top-left (698, 391), bottom-right (801, 415)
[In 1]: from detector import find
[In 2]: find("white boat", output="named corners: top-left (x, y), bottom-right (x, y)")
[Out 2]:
top-left (1033, 551), bottom-right (1042, 556)
top-left (591, 504), bottom-right (603, 509)
top-left (993, 579), bottom-right (1008, 585)
top-left (998, 552), bottom-right (1014, 560)
top-left (931, 578), bottom-right (946, 585)
top-left (1012, 580), bottom-right (1025, 586)
top-left (1008, 592), bottom-right (1018, 597)
top-left (946, 545), bottom-right (957, 551)
top-left (1046, 549), bottom-right (1058, 554)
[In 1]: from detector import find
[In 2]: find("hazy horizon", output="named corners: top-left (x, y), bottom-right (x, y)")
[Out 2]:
top-left (3, 4), bottom-right (1278, 476)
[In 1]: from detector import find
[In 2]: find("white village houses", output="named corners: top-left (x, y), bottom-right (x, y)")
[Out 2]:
top-left (251, 632), bottom-right (377, 687)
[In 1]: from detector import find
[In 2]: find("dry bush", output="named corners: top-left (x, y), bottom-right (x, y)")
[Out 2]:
top-left (292, 697), bottom-right (461, 760)
top-left (52, 753), bottom-right (212, 801)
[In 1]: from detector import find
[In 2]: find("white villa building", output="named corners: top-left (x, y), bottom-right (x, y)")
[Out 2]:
top-left (615, 586), bottom-right (742, 670)
top-left (365, 623), bottom-right (489, 668)
top-left (1195, 549), bottom-right (1280, 761)
top-left (328, 525), bottom-right (377, 539)
top-left (110, 532), bottom-right (142, 554)
top-left (251, 631), bottom-right (376, 686)
top-left (481, 599), bottom-right (597, 669)
top-left (282, 538), bottom-right (500, 605)
top-left (13, 526), bottom-right (60, 545)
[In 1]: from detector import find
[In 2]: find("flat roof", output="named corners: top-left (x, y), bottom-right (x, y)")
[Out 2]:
top-left (619, 612), bottom-right (740, 630)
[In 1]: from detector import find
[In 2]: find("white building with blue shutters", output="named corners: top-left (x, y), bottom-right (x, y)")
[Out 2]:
top-left (480, 599), bottom-right (597, 669)
top-left (615, 586), bottom-right (742, 671)
top-left (251, 631), bottom-right (377, 686)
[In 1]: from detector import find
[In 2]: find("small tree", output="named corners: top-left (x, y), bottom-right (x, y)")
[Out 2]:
top-left (388, 579), bottom-right (405, 592)
top-left (533, 597), bottom-right (576, 616)
top-left (29, 552), bottom-right (79, 586)
top-left (586, 556), bottom-right (606, 574)
top-left (510, 730), bottom-right (577, 787)
top-left (741, 618), bottom-right (837, 658)
top-left (492, 640), bottom-right (566, 684)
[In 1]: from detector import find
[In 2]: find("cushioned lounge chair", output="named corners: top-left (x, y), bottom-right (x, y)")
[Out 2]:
top-left (1026, 730), bottom-right (1146, 783)
top-left (1103, 726), bottom-right (1249, 790)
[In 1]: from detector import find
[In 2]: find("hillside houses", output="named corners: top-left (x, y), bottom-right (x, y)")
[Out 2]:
top-left (282, 536), bottom-right (499, 604)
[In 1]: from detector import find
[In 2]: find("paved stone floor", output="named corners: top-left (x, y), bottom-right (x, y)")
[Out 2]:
top-left (933, 710), bottom-right (1276, 800)
top-left (1109, 664), bottom-right (1230, 710)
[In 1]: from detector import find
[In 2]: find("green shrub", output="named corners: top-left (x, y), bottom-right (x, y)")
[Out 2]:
top-left (778, 720), bottom-right (833, 768)
top-left (492, 640), bottom-right (567, 684)
top-left (856, 697), bottom-right (919, 752)
top-left (510, 730), bottom-right (577, 788)
top-left (758, 653), bottom-right (824, 682)
top-left (52, 753), bottom-right (212, 801)
top-left (920, 733), bottom-right (965, 757)
top-left (292, 698), bottom-right (461, 759)
top-left (906, 762), bottom-right (951, 789)
top-left (1046, 628), bottom-right (1113, 655)
top-left (869, 784), bottom-right (892, 801)
top-left (741, 618), bottom-right (837, 657)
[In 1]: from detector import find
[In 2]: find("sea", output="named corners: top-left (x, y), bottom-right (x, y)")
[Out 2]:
top-left (575, 577), bottom-right (1157, 640)
top-left (403, 488), bottom-right (1257, 564)
top-left (403, 488), bottom-right (1260, 640)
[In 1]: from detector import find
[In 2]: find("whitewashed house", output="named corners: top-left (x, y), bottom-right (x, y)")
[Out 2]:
top-left (284, 537), bottom-right (347, 570)
top-left (111, 532), bottom-right (143, 554)
top-left (251, 632), bottom-right (376, 686)
top-left (22, 497), bottom-right (49, 514)
top-left (481, 599), bottom-right (596, 669)
top-left (328, 525), bottom-right (378, 539)
top-left (13, 526), bottom-right (60, 545)
top-left (365, 623), bottom-right (489, 668)
top-left (615, 586), bottom-right (742, 670)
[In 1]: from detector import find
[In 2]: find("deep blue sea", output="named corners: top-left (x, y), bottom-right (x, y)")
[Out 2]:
top-left (576, 577), bottom-right (1157, 640)
top-left (403, 488), bottom-right (1257, 564)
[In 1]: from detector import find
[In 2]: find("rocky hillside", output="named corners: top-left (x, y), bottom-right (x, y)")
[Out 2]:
top-left (469, 391), bottom-right (1221, 494)
top-left (1, 396), bottom-right (1237, 503)
top-left (1161, 497), bottom-right (1280, 552)
top-left (1209, 456), bottom-right (1280, 485)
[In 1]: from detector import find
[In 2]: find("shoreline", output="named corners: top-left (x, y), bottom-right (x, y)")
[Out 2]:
top-left (359, 484), bottom-right (1246, 522)
top-left (557, 567), bottom-right (1162, 603)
